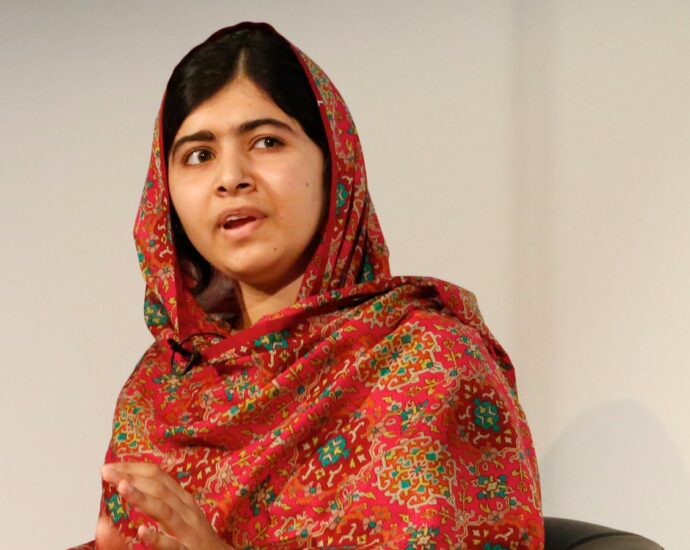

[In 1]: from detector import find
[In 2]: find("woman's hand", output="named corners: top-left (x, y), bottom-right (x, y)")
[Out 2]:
top-left (98, 462), bottom-right (230, 549)
top-left (95, 513), bottom-right (129, 549)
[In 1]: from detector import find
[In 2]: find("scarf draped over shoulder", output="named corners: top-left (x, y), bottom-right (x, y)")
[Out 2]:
top-left (72, 22), bottom-right (543, 550)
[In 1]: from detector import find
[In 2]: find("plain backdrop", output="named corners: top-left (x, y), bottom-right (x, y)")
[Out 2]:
top-left (1, 1), bottom-right (688, 548)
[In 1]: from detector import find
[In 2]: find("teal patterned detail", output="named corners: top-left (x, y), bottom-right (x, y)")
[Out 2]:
top-left (136, 247), bottom-right (151, 276)
top-left (400, 400), bottom-right (429, 432)
top-left (164, 425), bottom-right (196, 438)
top-left (151, 373), bottom-right (182, 402)
top-left (336, 182), bottom-right (349, 210)
top-left (254, 330), bottom-right (289, 350)
top-left (360, 258), bottom-right (375, 282)
top-left (106, 493), bottom-right (128, 523)
top-left (406, 525), bottom-right (439, 549)
top-left (144, 299), bottom-right (169, 327)
top-left (318, 435), bottom-right (350, 466)
top-left (460, 335), bottom-right (484, 360)
top-left (250, 475), bottom-right (276, 516)
top-left (382, 445), bottom-right (447, 499)
top-left (473, 398), bottom-right (501, 432)
top-left (319, 385), bottom-right (343, 400)
top-left (483, 544), bottom-right (509, 550)
top-left (478, 474), bottom-right (508, 499)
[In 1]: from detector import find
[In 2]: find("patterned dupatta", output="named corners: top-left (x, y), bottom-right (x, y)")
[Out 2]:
top-left (83, 22), bottom-right (543, 549)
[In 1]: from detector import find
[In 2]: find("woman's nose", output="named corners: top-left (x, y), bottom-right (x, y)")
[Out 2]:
top-left (214, 151), bottom-right (254, 195)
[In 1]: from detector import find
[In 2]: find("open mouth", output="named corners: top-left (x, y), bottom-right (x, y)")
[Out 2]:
top-left (222, 216), bottom-right (256, 230)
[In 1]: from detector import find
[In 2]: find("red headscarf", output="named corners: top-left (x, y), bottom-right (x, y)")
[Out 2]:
top-left (76, 22), bottom-right (543, 549)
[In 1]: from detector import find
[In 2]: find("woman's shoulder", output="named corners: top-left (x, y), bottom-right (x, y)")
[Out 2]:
top-left (400, 303), bottom-right (488, 352)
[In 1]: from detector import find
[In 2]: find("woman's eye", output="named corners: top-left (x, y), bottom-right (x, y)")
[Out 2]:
top-left (254, 137), bottom-right (282, 149)
top-left (184, 149), bottom-right (213, 165)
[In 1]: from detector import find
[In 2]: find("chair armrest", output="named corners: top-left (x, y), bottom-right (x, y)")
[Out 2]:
top-left (544, 516), bottom-right (663, 550)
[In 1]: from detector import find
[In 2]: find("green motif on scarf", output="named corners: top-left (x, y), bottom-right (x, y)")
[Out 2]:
top-left (318, 435), bottom-right (350, 466)
top-left (460, 335), bottom-right (484, 360)
top-left (406, 525), bottom-right (439, 549)
top-left (477, 474), bottom-right (508, 499)
top-left (144, 299), bottom-right (169, 327)
top-left (360, 258), bottom-right (375, 282)
top-left (473, 398), bottom-right (501, 433)
top-left (336, 182), bottom-right (349, 210)
top-left (254, 330), bottom-right (289, 350)
top-left (106, 493), bottom-right (128, 524)
top-left (250, 475), bottom-right (276, 516)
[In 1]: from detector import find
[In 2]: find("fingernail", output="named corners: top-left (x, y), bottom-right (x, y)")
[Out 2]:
top-left (118, 479), bottom-right (133, 496)
top-left (101, 464), bottom-right (117, 480)
top-left (138, 525), bottom-right (154, 542)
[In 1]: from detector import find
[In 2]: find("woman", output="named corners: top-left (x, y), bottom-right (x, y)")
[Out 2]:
top-left (73, 22), bottom-right (543, 549)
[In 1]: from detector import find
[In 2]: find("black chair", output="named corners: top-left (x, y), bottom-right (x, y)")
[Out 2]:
top-left (544, 517), bottom-right (663, 549)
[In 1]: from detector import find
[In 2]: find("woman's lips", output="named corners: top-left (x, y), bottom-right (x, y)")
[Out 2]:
top-left (219, 216), bottom-right (265, 239)
top-left (217, 206), bottom-right (266, 224)
top-left (217, 206), bottom-right (266, 239)
top-left (223, 217), bottom-right (255, 230)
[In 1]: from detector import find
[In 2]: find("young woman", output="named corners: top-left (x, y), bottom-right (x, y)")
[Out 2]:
top-left (73, 22), bottom-right (544, 549)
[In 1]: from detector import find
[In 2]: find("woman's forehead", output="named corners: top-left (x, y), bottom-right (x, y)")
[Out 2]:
top-left (178, 77), bottom-right (287, 130)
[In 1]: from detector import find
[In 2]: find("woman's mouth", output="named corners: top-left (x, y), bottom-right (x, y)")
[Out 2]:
top-left (223, 215), bottom-right (256, 230)
top-left (219, 214), bottom-right (265, 239)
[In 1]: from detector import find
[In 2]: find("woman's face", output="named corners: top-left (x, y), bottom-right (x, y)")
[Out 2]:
top-left (167, 76), bottom-right (326, 292)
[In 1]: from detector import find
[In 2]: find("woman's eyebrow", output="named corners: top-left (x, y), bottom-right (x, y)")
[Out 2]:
top-left (237, 117), bottom-right (294, 135)
top-left (170, 118), bottom-right (294, 160)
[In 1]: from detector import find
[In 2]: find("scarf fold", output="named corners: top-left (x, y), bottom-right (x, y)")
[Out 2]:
top-left (74, 21), bottom-right (543, 549)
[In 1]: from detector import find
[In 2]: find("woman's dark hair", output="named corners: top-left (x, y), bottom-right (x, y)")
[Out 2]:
top-left (163, 26), bottom-right (330, 294)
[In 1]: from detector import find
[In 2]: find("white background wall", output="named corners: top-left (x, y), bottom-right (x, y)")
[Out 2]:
top-left (1, 1), bottom-right (687, 548)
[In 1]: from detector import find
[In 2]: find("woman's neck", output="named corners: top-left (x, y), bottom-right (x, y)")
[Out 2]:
top-left (232, 273), bottom-right (303, 331)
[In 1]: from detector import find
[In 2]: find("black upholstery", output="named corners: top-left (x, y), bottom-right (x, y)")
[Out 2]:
top-left (544, 517), bottom-right (663, 550)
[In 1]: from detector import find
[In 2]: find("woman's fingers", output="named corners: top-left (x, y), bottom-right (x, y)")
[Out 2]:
top-left (138, 525), bottom-right (187, 550)
top-left (101, 462), bottom-right (215, 547)
top-left (116, 477), bottom-right (193, 535)
top-left (103, 465), bottom-right (195, 532)
top-left (95, 514), bottom-right (129, 550)
top-left (103, 463), bottom-right (191, 503)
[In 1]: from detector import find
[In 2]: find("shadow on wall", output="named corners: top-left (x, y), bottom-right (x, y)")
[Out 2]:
top-left (539, 399), bottom-right (689, 547)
